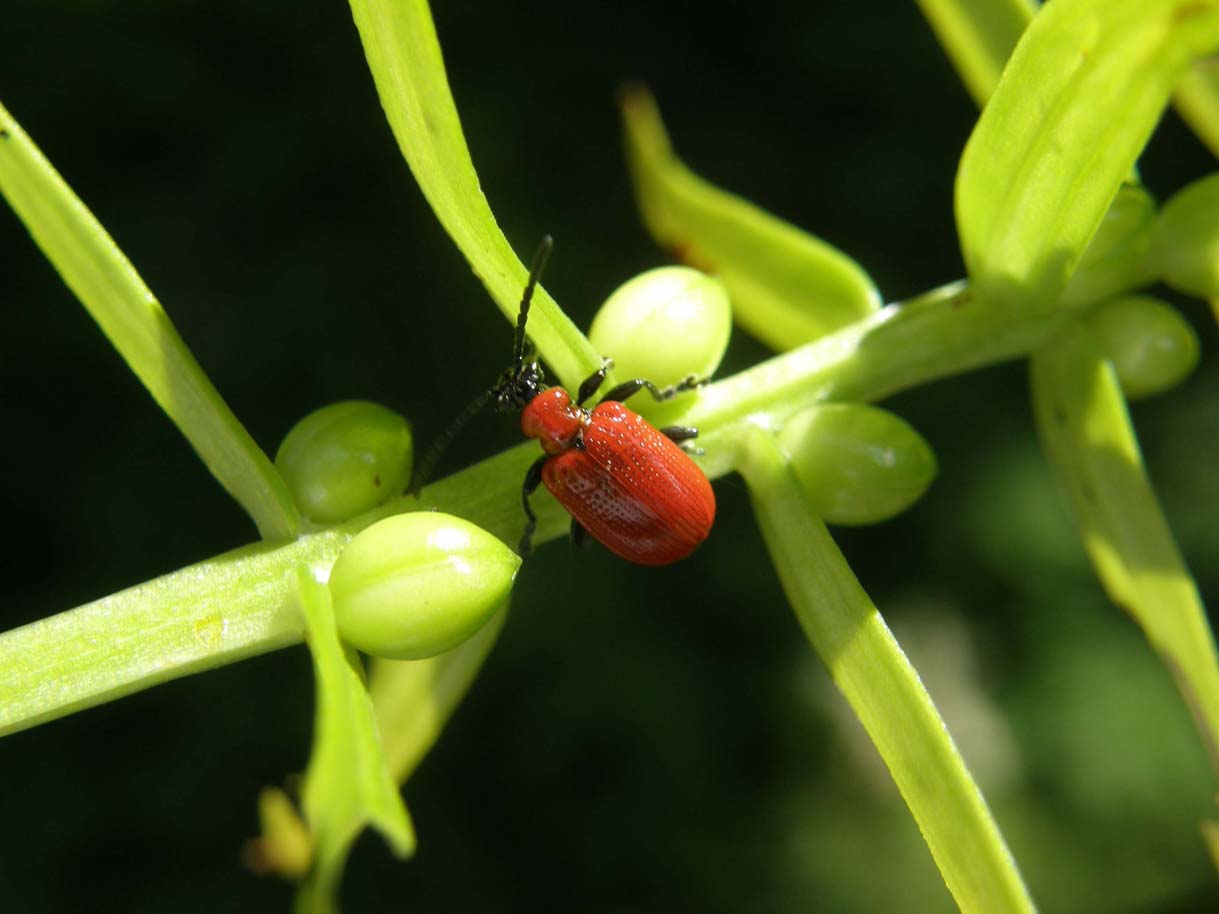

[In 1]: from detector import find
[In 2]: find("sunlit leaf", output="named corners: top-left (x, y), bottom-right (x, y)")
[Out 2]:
top-left (619, 86), bottom-right (880, 352)
top-left (295, 570), bottom-right (414, 914)
top-left (1175, 58), bottom-right (1219, 158)
top-left (915, 0), bottom-right (1036, 107)
top-left (956, 0), bottom-right (1219, 310)
top-left (346, 0), bottom-right (600, 390)
top-left (740, 429), bottom-right (1036, 914)
top-left (0, 102), bottom-right (299, 541)
top-left (1030, 322), bottom-right (1219, 777)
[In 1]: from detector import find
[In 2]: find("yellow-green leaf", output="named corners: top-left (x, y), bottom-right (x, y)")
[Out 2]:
top-left (915, 0), bottom-right (1036, 108)
top-left (739, 428), bottom-right (1035, 914)
top-left (346, 0), bottom-right (600, 390)
top-left (956, 0), bottom-right (1219, 311)
top-left (1030, 322), bottom-right (1219, 776)
top-left (295, 570), bottom-right (414, 914)
top-left (619, 86), bottom-right (880, 352)
top-left (0, 101), bottom-right (299, 541)
top-left (1175, 58), bottom-right (1219, 158)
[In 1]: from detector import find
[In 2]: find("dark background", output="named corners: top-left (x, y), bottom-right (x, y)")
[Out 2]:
top-left (2, 1), bottom-right (1218, 912)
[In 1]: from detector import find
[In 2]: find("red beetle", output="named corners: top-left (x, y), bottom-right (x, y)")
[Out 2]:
top-left (414, 237), bottom-right (716, 564)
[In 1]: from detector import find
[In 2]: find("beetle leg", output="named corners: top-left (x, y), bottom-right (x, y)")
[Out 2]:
top-left (660, 426), bottom-right (705, 455)
top-left (570, 519), bottom-right (588, 547)
top-left (599, 374), bottom-right (706, 405)
top-left (519, 455), bottom-right (547, 557)
top-left (575, 358), bottom-right (614, 406)
top-left (659, 425), bottom-right (699, 443)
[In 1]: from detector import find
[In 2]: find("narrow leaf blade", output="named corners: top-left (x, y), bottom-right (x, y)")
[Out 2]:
top-left (619, 86), bottom-right (880, 352)
top-left (915, 0), bottom-right (1036, 108)
top-left (0, 102), bottom-right (299, 541)
top-left (1030, 322), bottom-right (1219, 776)
top-left (295, 570), bottom-right (414, 914)
top-left (1175, 59), bottom-right (1219, 158)
top-left (346, 0), bottom-right (600, 390)
top-left (956, 0), bottom-right (1219, 310)
top-left (740, 429), bottom-right (1035, 914)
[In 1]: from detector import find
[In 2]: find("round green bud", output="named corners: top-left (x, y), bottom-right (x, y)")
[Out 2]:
top-left (778, 404), bottom-right (937, 526)
top-left (589, 266), bottom-right (732, 391)
top-left (275, 401), bottom-right (412, 525)
top-left (1149, 173), bottom-right (1219, 298)
top-left (329, 513), bottom-right (519, 659)
top-left (1084, 296), bottom-right (1199, 400)
top-left (1062, 184), bottom-right (1156, 306)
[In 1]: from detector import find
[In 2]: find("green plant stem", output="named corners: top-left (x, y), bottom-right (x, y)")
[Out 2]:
top-left (0, 279), bottom-right (1068, 737)
top-left (738, 427), bottom-right (1036, 914)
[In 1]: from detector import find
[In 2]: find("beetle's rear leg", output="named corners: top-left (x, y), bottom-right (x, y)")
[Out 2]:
top-left (519, 456), bottom-right (547, 557)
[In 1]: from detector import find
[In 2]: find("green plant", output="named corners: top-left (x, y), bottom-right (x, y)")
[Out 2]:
top-left (2, 0), bottom-right (1218, 911)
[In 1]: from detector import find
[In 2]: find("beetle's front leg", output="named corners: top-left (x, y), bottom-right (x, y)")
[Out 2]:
top-left (519, 455), bottom-right (548, 557)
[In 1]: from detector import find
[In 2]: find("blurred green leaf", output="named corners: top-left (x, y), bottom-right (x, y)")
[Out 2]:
top-left (915, 0), bottom-right (1036, 108)
top-left (1030, 322), bottom-right (1219, 778)
top-left (1203, 819), bottom-right (1219, 872)
top-left (956, 0), bottom-right (1219, 311)
top-left (619, 86), bottom-right (880, 352)
top-left (370, 602), bottom-right (507, 782)
top-left (346, 0), bottom-right (600, 391)
top-left (740, 429), bottom-right (1036, 914)
top-left (1175, 60), bottom-right (1219, 158)
top-left (295, 570), bottom-right (414, 914)
top-left (0, 101), bottom-right (299, 541)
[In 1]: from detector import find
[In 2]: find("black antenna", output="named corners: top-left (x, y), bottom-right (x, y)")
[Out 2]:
top-left (411, 236), bottom-right (555, 496)
top-left (409, 386), bottom-right (496, 496)
top-left (512, 234), bottom-right (553, 368)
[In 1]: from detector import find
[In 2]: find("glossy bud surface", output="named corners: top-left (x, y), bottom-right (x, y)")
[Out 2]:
top-left (329, 513), bottom-right (518, 659)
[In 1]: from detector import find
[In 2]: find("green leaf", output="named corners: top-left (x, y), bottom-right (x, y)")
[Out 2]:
top-left (0, 102), bottom-right (299, 542)
top-left (956, 0), bottom-right (1219, 311)
top-left (1030, 321), bottom-right (1219, 777)
top-left (618, 86), bottom-right (880, 352)
top-left (346, 0), bottom-right (600, 391)
top-left (370, 603), bottom-right (507, 782)
top-left (739, 429), bottom-right (1036, 914)
top-left (295, 570), bottom-right (414, 914)
top-left (915, 0), bottom-right (1036, 108)
top-left (1175, 59), bottom-right (1219, 158)
top-left (1203, 818), bottom-right (1219, 872)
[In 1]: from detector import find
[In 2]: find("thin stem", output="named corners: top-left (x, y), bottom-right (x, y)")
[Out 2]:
top-left (0, 278), bottom-right (1066, 736)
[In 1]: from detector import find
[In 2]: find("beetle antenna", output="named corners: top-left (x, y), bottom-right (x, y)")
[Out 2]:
top-left (413, 236), bottom-right (554, 497)
top-left (409, 386), bottom-right (497, 496)
top-left (512, 235), bottom-right (553, 368)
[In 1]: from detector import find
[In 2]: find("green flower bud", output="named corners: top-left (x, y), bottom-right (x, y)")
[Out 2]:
top-left (276, 401), bottom-right (412, 525)
top-left (1149, 172), bottom-right (1219, 298)
top-left (1062, 184), bottom-right (1156, 306)
top-left (329, 513), bottom-right (519, 660)
top-left (589, 266), bottom-right (731, 391)
top-left (778, 404), bottom-right (937, 526)
top-left (1084, 296), bottom-right (1199, 399)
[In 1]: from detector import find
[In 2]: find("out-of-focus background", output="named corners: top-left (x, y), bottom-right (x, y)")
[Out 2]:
top-left (2, 1), bottom-right (1218, 911)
